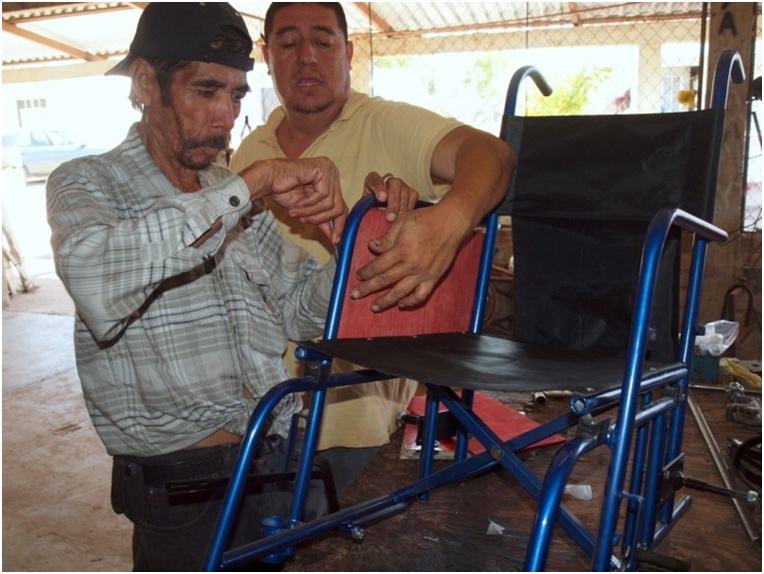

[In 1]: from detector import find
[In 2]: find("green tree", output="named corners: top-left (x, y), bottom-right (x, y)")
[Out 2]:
top-left (374, 55), bottom-right (413, 69)
top-left (525, 66), bottom-right (612, 116)
top-left (462, 53), bottom-right (510, 103)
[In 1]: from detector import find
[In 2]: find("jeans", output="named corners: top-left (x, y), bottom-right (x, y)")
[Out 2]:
top-left (111, 436), bottom-right (329, 571)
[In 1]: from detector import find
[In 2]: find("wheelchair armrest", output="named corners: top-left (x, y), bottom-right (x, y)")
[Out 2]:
top-left (660, 207), bottom-right (728, 244)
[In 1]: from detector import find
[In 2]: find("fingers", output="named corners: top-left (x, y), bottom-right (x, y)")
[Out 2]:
top-left (382, 174), bottom-right (401, 220)
top-left (349, 205), bottom-right (464, 311)
top-left (288, 184), bottom-right (344, 220)
top-left (319, 208), bottom-right (348, 245)
top-left (297, 193), bottom-right (348, 245)
top-left (349, 215), bottom-right (430, 311)
top-left (387, 176), bottom-right (419, 221)
top-left (333, 212), bottom-right (348, 244)
top-left (363, 171), bottom-right (388, 203)
top-left (374, 278), bottom-right (436, 311)
top-left (238, 157), bottom-right (347, 244)
top-left (363, 172), bottom-right (419, 222)
top-left (284, 157), bottom-right (348, 244)
top-left (350, 252), bottom-right (437, 312)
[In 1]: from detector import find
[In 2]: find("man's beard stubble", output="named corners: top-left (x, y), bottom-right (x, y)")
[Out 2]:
top-left (290, 98), bottom-right (334, 116)
top-left (179, 134), bottom-right (229, 170)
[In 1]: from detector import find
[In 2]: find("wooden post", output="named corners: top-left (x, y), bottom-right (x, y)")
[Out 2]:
top-left (702, 3), bottom-right (761, 360)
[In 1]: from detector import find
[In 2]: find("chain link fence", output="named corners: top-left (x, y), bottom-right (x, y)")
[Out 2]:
top-left (239, 3), bottom-right (760, 231)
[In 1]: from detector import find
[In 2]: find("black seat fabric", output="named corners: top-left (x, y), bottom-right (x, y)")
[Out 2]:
top-left (504, 110), bottom-right (724, 363)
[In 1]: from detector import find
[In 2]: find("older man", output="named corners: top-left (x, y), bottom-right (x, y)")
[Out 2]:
top-left (46, 3), bottom-right (352, 570)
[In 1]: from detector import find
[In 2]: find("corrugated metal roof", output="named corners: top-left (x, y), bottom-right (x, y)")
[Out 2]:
top-left (1, 2), bottom-right (711, 70)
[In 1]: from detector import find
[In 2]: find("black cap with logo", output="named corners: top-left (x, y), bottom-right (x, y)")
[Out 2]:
top-left (106, 2), bottom-right (254, 76)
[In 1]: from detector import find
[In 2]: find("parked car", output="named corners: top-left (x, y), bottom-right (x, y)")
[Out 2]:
top-left (2, 129), bottom-right (107, 182)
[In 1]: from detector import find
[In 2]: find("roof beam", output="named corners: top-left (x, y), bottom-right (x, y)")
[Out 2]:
top-left (2, 3), bottom-right (134, 23)
top-left (2, 20), bottom-right (105, 61)
top-left (2, 3), bottom-right (90, 18)
top-left (351, 2), bottom-right (394, 34)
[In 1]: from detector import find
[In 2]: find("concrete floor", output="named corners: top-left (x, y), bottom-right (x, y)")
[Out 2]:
top-left (3, 274), bottom-right (133, 571)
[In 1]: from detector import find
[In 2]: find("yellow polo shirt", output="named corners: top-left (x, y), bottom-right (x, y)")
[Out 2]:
top-left (231, 91), bottom-right (463, 449)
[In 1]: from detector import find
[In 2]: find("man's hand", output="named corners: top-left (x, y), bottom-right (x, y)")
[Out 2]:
top-left (239, 157), bottom-right (348, 244)
top-left (350, 201), bottom-right (471, 312)
top-left (351, 126), bottom-right (513, 312)
top-left (363, 172), bottom-right (419, 221)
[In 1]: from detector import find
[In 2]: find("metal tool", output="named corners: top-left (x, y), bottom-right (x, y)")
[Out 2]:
top-left (687, 391), bottom-right (762, 551)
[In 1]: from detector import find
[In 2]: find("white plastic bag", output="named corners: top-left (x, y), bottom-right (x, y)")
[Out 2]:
top-left (694, 320), bottom-right (739, 356)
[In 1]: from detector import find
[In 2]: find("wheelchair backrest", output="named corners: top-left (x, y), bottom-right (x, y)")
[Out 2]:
top-left (335, 206), bottom-right (485, 339)
top-left (500, 109), bottom-right (725, 361)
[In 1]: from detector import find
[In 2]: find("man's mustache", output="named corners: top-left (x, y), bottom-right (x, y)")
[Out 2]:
top-left (183, 135), bottom-right (228, 151)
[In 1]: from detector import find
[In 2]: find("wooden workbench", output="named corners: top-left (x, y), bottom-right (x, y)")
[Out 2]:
top-left (282, 387), bottom-right (761, 572)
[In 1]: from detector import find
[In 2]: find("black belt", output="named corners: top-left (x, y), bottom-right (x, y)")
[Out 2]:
top-left (113, 442), bottom-right (341, 513)
top-left (115, 444), bottom-right (240, 488)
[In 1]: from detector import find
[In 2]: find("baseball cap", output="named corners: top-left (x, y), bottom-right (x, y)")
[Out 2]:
top-left (106, 2), bottom-right (254, 76)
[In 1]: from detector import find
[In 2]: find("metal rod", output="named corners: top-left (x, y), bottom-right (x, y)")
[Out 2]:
top-left (690, 383), bottom-right (762, 395)
top-left (687, 391), bottom-right (762, 551)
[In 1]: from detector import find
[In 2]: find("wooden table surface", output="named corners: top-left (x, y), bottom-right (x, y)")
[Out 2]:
top-left (281, 386), bottom-right (761, 572)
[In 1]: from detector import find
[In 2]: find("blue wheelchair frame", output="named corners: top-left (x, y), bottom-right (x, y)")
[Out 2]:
top-left (205, 50), bottom-right (744, 571)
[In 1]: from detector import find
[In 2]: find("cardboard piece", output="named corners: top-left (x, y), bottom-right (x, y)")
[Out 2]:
top-left (401, 392), bottom-right (566, 460)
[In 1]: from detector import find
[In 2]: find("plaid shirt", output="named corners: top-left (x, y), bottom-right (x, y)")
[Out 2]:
top-left (47, 124), bottom-right (335, 456)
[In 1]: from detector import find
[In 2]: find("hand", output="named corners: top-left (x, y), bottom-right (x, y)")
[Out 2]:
top-left (239, 157), bottom-right (348, 244)
top-left (363, 172), bottom-right (419, 222)
top-left (350, 202), bottom-right (471, 311)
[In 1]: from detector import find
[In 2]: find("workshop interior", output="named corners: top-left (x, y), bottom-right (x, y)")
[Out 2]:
top-left (2, 3), bottom-right (761, 572)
